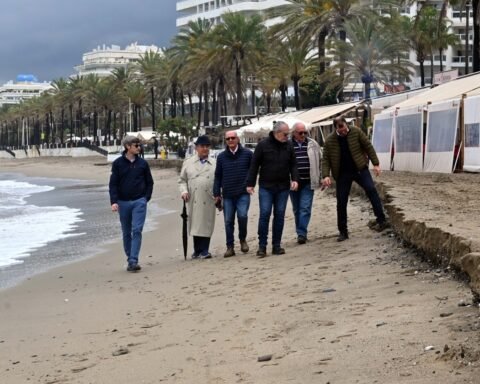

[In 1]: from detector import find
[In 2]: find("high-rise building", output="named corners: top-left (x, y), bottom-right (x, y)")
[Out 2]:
top-left (0, 75), bottom-right (52, 107)
top-left (176, 0), bottom-right (288, 27)
top-left (73, 43), bottom-right (161, 78)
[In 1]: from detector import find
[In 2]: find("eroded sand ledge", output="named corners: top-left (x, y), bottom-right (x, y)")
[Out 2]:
top-left (371, 172), bottom-right (480, 301)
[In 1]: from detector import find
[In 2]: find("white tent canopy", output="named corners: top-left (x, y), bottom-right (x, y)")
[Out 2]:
top-left (125, 130), bottom-right (158, 141)
top-left (385, 73), bottom-right (480, 112)
top-left (236, 101), bottom-right (362, 137)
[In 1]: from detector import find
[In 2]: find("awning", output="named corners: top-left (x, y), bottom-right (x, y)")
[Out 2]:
top-left (386, 73), bottom-right (480, 111)
top-left (296, 101), bottom-right (361, 126)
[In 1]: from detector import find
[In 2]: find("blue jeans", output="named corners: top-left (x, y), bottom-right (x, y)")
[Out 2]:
top-left (290, 182), bottom-right (314, 238)
top-left (336, 168), bottom-right (386, 234)
top-left (223, 193), bottom-right (250, 247)
top-left (258, 187), bottom-right (290, 248)
top-left (118, 197), bottom-right (147, 265)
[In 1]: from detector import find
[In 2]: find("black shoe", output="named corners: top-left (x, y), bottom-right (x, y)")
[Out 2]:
top-left (372, 221), bottom-right (390, 232)
top-left (272, 247), bottom-right (286, 255)
top-left (337, 232), bottom-right (349, 242)
top-left (127, 264), bottom-right (141, 272)
top-left (297, 235), bottom-right (307, 244)
top-left (256, 247), bottom-right (267, 258)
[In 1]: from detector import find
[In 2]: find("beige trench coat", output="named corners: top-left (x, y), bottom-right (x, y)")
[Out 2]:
top-left (178, 154), bottom-right (216, 237)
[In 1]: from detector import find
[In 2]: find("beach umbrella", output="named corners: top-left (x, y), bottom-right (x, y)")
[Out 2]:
top-left (180, 200), bottom-right (188, 260)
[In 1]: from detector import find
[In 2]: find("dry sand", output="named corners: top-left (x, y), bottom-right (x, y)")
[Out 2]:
top-left (0, 157), bottom-right (479, 383)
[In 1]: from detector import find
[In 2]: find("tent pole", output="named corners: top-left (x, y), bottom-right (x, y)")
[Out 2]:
top-left (456, 94), bottom-right (467, 173)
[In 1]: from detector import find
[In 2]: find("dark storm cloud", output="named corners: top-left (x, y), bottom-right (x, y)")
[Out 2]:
top-left (0, 0), bottom-right (178, 84)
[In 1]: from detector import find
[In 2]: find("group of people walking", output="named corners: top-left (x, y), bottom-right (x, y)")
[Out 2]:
top-left (109, 115), bottom-right (388, 272)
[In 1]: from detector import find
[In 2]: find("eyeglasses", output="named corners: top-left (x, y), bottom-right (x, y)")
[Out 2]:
top-left (281, 132), bottom-right (289, 137)
top-left (225, 137), bottom-right (237, 141)
top-left (132, 143), bottom-right (140, 147)
top-left (296, 131), bottom-right (307, 135)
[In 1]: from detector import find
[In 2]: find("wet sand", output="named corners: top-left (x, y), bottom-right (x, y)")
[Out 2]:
top-left (0, 157), bottom-right (479, 383)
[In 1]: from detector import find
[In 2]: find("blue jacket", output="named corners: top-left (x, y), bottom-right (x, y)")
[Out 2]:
top-left (109, 153), bottom-right (154, 204)
top-left (213, 144), bottom-right (253, 198)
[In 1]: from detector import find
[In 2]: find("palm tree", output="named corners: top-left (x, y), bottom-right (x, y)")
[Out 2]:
top-left (407, 6), bottom-right (438, 87)
top-left (275, 33), bottom-right (318, 110)
top-left (214, 12), bottom-right (266, 115)
top-left (51, 78), bottom-right (70, 144)
top-left (136, 50), bottom-right (163, 130)
top-left (326, 16), bottom-right (413, 99)
top-left (125, 82), bottom-right (148, 131)
top-left (269, 0), bottom-right (364, 101)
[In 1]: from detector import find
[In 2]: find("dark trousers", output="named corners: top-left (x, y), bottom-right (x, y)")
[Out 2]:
top-left (193, 236), bottom-right (211, 256)
top-left (336, 168), bottom-right (385, 234)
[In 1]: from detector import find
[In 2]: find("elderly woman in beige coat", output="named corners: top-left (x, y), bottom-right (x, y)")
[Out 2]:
top-left (178, 135), bottom-right (216, 259)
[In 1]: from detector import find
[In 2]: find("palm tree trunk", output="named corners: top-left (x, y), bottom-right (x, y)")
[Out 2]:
top-left (69, 105), bottom-right (74, 143)
top-left (474, 0), bottom-right (480, 71)
top-left (61, 109), bottom-right (65, 144)
top-left (138, 106), bottom-right (142, 130)
top-left (106, 109), bottom-right (112, 142)
top-left (133, 105), bottom-right (138, 132)
top-left (420, 60), bottom-right (425, 87)
top-left (439, 49), bottom-right (444, 72)
top-left (430, 51), bottom-right (434, 85)
top-left (197, 87), bottom-right (203, 131)
top-left (150, 87), bottom-right (156, 130)
top-left (267, 93), bottom-right (272, 114)
top-left (162, 99), bottom-right (166, 120)
top-left (188, 93), bottom-right (193, 118)
top-left (318, 27), bottom-right (328, 75)
top-left (203, 81), bottom-right (209, 127)
top-left (93, 108), bottom-right (97, 142)
top-left (171, 82), bottom-right (178, 118)
top-left (293, 77), bottom-right (300, 110)
top-left (180, 89), bottom-right (185, 117)
top-left (280, 84), bottom-right (287, 112)
top-left (235, 62), bottom-right (242, 116)
top-left (211, 80), bottom-right (218, 125)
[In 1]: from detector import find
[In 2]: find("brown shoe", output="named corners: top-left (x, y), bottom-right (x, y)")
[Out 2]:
top-left (240, 240), bottom-right (249, 253)
top-left (256, 247), bottom-right (267, 258)
top-left (224, 247), bottom-right (236, 258)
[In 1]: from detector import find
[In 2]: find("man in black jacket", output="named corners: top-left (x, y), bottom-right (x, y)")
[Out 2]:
top-left (109, 136), bottom-right (154, 272)
top-left (247, 121), bottom-right (299, 257)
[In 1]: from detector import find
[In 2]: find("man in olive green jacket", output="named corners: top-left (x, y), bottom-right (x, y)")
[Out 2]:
top-left (321, 116), bottom-right (387, 241)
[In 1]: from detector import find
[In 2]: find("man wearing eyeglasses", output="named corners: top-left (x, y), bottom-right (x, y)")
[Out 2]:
top-left (321, 116), bottom-right (387, 242)
top-left (213, 131), bottom-right (253, 257)
top-left (289, 122), bottom-right (322, 244)
top-left (247, 121), bottom-right (299, 257)
top-left (109, 135), bottom-right (154, 272)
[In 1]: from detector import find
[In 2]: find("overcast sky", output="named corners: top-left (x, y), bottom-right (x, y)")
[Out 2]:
top-left (0, 0), bottom-right (178, 84)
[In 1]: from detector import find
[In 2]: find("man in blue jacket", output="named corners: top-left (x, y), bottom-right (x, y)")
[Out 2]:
top-left (109, 136), bottom-right (154, 272)
top-left (214, 130), bottom-right (253, 257)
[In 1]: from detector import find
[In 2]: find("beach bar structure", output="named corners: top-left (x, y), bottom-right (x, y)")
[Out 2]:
top-left (372, 72), bottom-right (480, 174)
top-left (234, 101), bottom-right (363, 148)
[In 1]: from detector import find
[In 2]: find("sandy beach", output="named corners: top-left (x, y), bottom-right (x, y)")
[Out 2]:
top-left (0, 157), bottom-right (479, 383)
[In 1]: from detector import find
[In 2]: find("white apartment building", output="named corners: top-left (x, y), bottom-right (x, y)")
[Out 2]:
top-left (176, 0), bottom-right (288, 27)
top-left (73, 43), bottom-right (161, 78)
top-left (0, 75), bottom-right (53, 107)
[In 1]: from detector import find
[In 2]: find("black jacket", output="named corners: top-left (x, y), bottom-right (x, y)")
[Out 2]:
top-left (247, 131), bottom-right (299, 190)
top-left (109, 154), bottom-right (154, 204)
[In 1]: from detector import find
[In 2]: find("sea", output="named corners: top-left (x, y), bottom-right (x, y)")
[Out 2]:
top-left (0, 172), bottom-right (163, 290)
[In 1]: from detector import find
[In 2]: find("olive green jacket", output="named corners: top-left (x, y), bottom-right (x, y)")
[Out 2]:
top-left (321, 126), bottom-right (379, 181)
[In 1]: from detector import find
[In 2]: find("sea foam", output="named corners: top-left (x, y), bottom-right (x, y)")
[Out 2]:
top-left (0, 180), bottom-right (84, 267)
